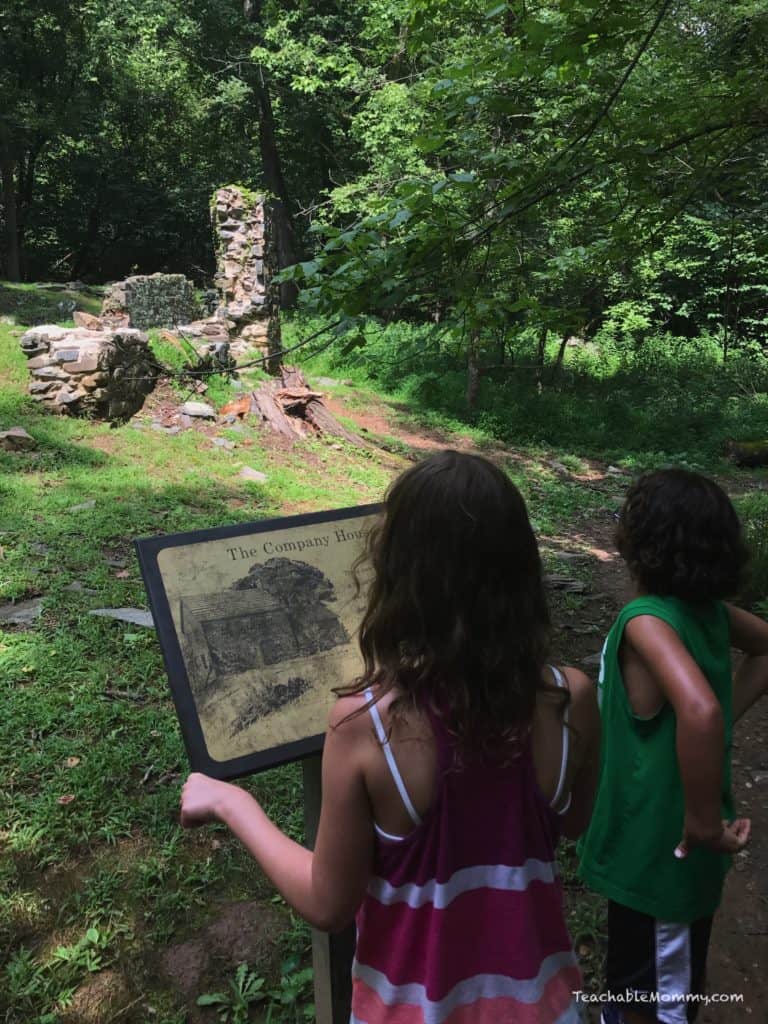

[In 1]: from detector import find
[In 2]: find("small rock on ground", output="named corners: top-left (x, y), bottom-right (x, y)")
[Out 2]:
top-left (63, 581), bottom-right (99, 595)
top-left (238, 466), bottom-right (268, 483)
top-left (0, 427), bottom-right (37, 451)
top-left (89, 608), bottom-right (154, 628)
top-left (179, 401), bottom-right (216, 419)
top-left (0, 597), bottom-right (44, 625)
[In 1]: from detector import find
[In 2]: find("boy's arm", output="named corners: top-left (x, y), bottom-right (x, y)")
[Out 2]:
top-left (180, 699), bottom-right (374, 932)
top-left (558, 668), bottom-right (601, 840)
top-left (625, 615), bottom-right (748, 855)
top-left (727, 604), bottom-right (768, 722)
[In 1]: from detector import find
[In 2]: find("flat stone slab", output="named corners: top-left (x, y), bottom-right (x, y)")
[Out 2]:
top-left (89, 608), bottom-right (155, 628)
top-left (0, 597), bottom-right (43, 625)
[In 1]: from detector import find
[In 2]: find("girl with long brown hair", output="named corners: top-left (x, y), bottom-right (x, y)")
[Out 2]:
top-left (181, 450), bottom-right (600, 1023)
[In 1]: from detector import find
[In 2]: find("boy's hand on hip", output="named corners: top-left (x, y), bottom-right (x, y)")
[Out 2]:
top-left (180, 772), bottom-right (234, 828)
top-left (675, 817), bottom-right (751, 858)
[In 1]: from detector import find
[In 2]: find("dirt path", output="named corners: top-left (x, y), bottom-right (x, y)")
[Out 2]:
top-left (333, 388), bottom-right (768, 1020)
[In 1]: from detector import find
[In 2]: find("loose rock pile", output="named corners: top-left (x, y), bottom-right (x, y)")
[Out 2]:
top-left (19, 325), bottom-right (158, 421)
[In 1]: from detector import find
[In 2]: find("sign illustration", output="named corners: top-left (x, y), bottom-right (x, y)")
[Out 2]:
top-left (136, 505), bottom-right (380, 778)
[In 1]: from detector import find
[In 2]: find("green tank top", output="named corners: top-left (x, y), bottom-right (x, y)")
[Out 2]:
top-left (578, 595), bottom-right (733, 922)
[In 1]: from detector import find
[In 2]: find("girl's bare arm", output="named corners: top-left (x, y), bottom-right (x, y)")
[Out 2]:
top-left (558, 667), bottom-right (601, 840)
top-left (727, 604), bottom-right (768, 722)
top-left (180, 698), bottom-right (374, 932)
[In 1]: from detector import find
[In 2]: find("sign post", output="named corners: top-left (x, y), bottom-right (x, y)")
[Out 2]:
top-left (135, 505), bottom-right (378, 1023)
top-left (303, 753), bottom-right (356, 1023)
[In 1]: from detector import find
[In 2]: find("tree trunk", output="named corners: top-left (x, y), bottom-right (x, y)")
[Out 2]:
top-left (466, 331), bottom-right (481, 409)
top-left (242, 1), bottom-right (301, 309)
top-left (17, 149), bottom-right (38, 280)
top-left (73, 198), bottom-right (102, 278)
top-left (1, 159), bottom-right (21, 281)
top-left (550, 332), bottom-right (569, 381)
top-left (535, 326), bottom-right (547, 386)
top-left (255, 79), bottom-right (301, 308)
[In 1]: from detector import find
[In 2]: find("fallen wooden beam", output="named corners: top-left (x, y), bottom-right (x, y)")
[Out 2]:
top-left (248, 365), bottom-right (365, 445)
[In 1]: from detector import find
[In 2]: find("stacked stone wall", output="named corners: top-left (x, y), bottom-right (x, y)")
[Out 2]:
top-left (19, 325), bottom-right (158, 421)
top-left (102, 273), bottom-right (199, 331)
top-left (210, 187), bottom-right (281, 364)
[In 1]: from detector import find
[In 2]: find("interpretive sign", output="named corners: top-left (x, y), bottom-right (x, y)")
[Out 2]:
top-left (135, 504), bottom-right (380, 779)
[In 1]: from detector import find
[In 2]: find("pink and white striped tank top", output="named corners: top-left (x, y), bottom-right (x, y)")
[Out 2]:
top-left (351, 673), bottom-right (582, 1024)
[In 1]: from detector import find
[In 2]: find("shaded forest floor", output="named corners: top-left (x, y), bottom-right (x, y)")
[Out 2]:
top-left (1, 312), bottom-right (767, 1022)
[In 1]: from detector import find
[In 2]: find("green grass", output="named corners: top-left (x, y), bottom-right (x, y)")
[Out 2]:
top-left (293, 314), bottom-right (768, 468)
top-left (0, 281), bottom-right (103, 326)
top-left (0, 307), bottom-right (389, 1023)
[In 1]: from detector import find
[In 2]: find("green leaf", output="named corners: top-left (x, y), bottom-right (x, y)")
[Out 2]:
top-left (388, 209), bottom-right (412, 229)
top-left (339, 331), bottom-right (367, 355)
top-left (197, 993), bottom-right (227, 1006)
top-left (414, 133), bottom-right (446, 153)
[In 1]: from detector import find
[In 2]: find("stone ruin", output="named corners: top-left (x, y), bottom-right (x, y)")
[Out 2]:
top-left (176, 187), bottom-right (281, 365)
top-left (101, 273), bottom-right (199, 331)
top-left (18, 188), bottom-right (282, 422)
top-left (18, 322), bottom-right (158, 421)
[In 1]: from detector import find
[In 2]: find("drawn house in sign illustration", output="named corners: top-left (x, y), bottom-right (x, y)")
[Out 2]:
top-left (178, 558), bottom-right (350, 698)
top-left (179, 589), bottom-right (293, 695)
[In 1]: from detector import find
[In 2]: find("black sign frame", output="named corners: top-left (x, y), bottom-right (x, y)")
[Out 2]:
top-left (135, 503), bottom-right (380, 780)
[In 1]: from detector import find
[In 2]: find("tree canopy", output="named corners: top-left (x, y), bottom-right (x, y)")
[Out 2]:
top-left (2, 1), bottom-right (766, 370)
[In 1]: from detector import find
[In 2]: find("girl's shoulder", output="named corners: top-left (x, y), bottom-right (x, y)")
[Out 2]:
top-left (327, 690), bottom-right (374, 734)
top-left (541, 665), bottom-right (600, 744)
top-left (535, 665), bottom-right (598, 742)
top-left (540, 664), bottom-right (594, 705)
top-left (327, 685), bottom-right (414, 740)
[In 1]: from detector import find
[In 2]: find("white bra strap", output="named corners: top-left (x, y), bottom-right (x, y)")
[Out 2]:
top-left (364, 688), bottom-right (421, 826)
top-left (548, 666), bottom-right (571, 811)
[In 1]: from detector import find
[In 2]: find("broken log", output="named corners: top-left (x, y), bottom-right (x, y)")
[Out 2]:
top-left (249, 366), bottom-right (364, 444)
top-left (304, 397), bottom-right (363, 445)
top-left (249, 387), bottom-right (310, 439)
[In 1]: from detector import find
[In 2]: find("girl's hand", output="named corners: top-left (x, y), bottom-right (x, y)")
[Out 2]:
top-left (180, 772), bottom-right (234, 828)
top-left (675, 817), bottom-right (751, 859)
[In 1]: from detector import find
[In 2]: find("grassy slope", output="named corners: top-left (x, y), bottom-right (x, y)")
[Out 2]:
top-left (0, 311), bottom-right (391, 1023)
top-left (2, 292), bottom-right (766, 1023)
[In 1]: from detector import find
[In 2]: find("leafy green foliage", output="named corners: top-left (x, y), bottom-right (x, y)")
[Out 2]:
top-left (197, 963), bottom-right (267, 1023)
top-left (275, 1), bottom-right (768, 392)
top-left (736, 492), bottom-right (768, 614)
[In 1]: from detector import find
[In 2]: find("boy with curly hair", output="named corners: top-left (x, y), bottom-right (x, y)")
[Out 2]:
top-left (578, 469), bottom-right (768, 1023)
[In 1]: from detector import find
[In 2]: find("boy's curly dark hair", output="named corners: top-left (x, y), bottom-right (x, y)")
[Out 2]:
top-left (615, 468), bottom-right (748, 601)
top-left (338, 450), bottom-right (557, 757)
